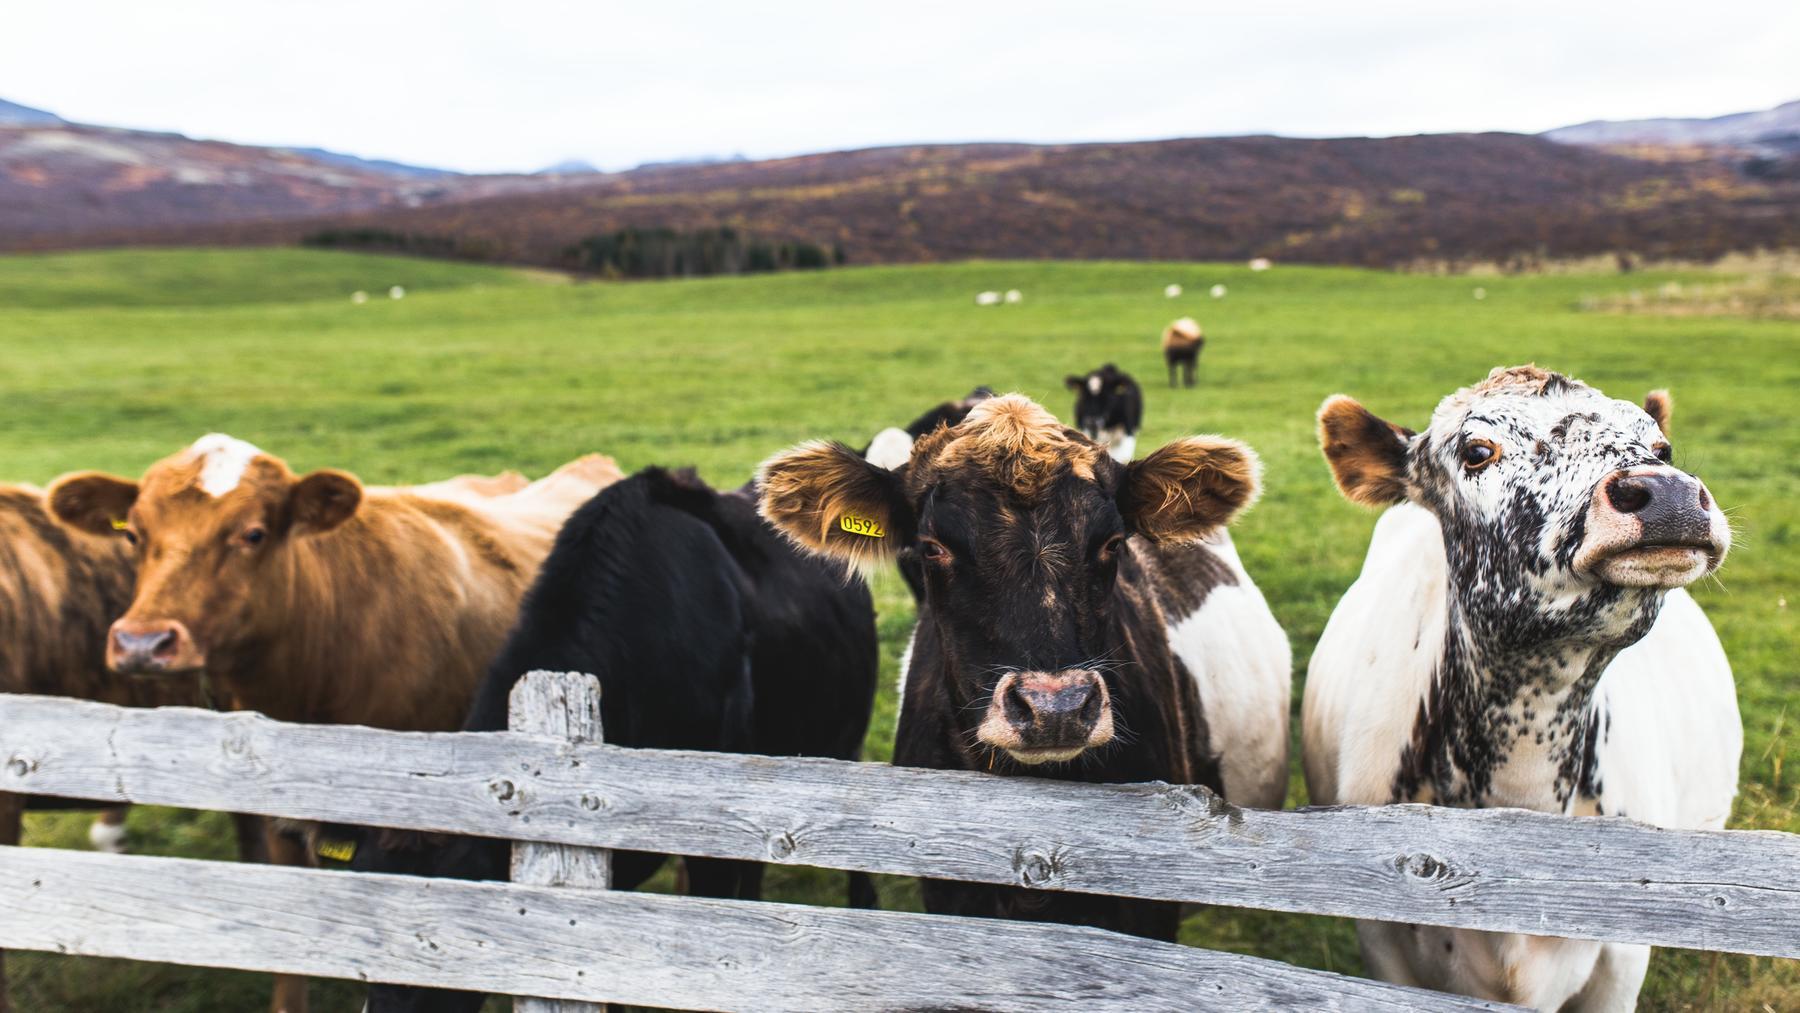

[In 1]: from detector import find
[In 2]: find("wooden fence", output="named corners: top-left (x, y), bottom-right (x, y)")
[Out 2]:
top-left (2, 671), bottom-right (1796, 1010)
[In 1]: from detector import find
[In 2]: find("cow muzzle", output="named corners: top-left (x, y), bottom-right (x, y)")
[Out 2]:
top-left (1575, 467), bottom-right (1729, 588)
top-left (977, 669), bottom-right (1114, 765)
top-left (108, 618), bottom-right (205, 675)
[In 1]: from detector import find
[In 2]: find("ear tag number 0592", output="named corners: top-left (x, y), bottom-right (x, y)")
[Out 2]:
top-left (839, 513), bottom-right (885, 538)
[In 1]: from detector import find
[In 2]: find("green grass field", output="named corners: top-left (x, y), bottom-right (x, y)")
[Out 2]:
top-left (4, 248), bottom-right (1796, 1011)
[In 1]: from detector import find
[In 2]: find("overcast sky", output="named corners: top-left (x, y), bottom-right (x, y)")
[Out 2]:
top-left (4, 1), bottom-right (1796, 174)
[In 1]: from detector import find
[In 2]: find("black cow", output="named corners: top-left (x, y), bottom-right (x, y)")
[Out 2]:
top-left (358, 467), bottom-right (879, 1012)
top-left (861, 386), bottom-right (995, 469)
top-left (760, 394), bottom-right (1291, 941)
top-left (1064, 364), bottom-right (1143, 462)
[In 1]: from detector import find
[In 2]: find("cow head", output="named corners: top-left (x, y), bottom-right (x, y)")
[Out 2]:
top-left (761, 394), bottom-right (1258, 766)
top-left (1319, 366), bottom-right (1729, 646)
top-left (48, 434), bottom-right (363, 676)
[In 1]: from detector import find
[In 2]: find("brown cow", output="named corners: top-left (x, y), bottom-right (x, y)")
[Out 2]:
top-left (1162, 316), bottom-right (1205, 387)
top-left (0, 484), bottom-right (213, 1013)
top-left (47, 435), bottom-right (620, 1013)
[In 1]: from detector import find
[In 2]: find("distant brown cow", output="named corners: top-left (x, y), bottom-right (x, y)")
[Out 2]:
top-left (0, 484), bottom-right (209, 1013)
top-left (48, 435), bottom-right (620, 1013)
top-left (1162, 316), bottom-right (1205, 387)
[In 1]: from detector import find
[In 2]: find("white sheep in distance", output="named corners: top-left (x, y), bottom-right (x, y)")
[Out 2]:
top-left (1004, 289), bottom-right (1023, 304)
top-left (1164, 283), bottom-right (1183, 298)
top-left (1210, 284), bottom-right (1228, 299)
top-left (975, 291), bottom-right (1001, 306)
top-left (1248, 258), bottom-right (1272, 271)
top-left (351, 291), bottom-right (368, 305)
top-left (389, 285), bottom-right (407, 300)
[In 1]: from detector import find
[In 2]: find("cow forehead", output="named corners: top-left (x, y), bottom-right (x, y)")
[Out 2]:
top-left (140, 435), bottom-right (289, 513)
top-left (1426, 369), bottom-right (1651, 448)
top-left (909, 395), bottom-right (1105, 500)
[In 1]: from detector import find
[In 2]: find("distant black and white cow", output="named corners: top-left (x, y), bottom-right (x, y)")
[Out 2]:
top-left (359, 467), bottom-right (880, 1013)
top-left (1304, 366), bottom-right (1738, 1010)
top-left (760, 394), bottom-right (1290, 940)
top-left (1065, 363), bottom-right (1144, 462)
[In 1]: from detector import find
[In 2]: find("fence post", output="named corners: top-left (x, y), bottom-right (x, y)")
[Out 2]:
top-left (509, 671), bottom-right (609, 1013)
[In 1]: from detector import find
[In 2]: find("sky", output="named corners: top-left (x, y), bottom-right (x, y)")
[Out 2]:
top-left (4, 1), bottom-right (1796, 175)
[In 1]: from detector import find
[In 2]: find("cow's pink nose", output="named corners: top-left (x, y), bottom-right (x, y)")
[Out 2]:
top-left (108, 619), bottom-right (201, 675)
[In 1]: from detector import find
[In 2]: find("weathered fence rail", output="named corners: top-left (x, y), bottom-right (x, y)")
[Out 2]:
top-left (1, 670), bottom-right (1794, 1009)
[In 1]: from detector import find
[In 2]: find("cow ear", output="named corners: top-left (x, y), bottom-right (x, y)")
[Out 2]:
top-left (47, 473), bottom-right (141, 537)
top-left (1121, 436), bottom-right (1261, 542)
top-left (1643, 389), bottom-right (1672, 436)
top-left (1318, 395), bottom-right (1414, 507)
top-left (759, 441), bottom-right (908, 569)
top-left (288, 469), bottom-right (363, 535)
top-left (1064, 375), bottom-right (1085, 391)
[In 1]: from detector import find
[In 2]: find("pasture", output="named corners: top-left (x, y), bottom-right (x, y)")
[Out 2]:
top-left (3, 247), bottom-right (1796, 1011)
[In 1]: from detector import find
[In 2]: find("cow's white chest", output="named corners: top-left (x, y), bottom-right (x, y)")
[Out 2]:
top-left (1163, 532), bottom-right (1291, 810)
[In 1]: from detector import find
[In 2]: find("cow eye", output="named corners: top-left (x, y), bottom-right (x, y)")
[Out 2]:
top-left (1461, 440), bottom-right (1501, 472)
top-left (1653, 443), bottom-right (1673, 463)
top-left (121, 529), bottom-right (138, 546)
top-left (1098, 534), bottom-right (1126, 560)
top-left (919, 538), bottom-right (951, 564)
top-left (242, 526), bottom-right (267, 547)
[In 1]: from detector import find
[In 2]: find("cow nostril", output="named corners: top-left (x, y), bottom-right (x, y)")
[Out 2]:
top-left (150, 631), bottom-right (178, 658)
top-left (1075, 685), bottom-right (1102, 727)
top-left (1697, 485), bottom-right (1711, 511)
top-left (1002, 682), bottom-right (1034, 729)
top-left (1607, 476), bottom-right (1652, 514)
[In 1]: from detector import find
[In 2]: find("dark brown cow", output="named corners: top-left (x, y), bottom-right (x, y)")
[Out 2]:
top-left (1162, 316), bottom-right (1205, 387)
top-left (47, 435), bottom-right (620, 1013)
top-left (759, 395), bottom-right (1290, 939)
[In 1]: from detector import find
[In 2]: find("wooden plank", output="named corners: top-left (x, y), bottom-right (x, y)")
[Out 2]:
top-left (3, 695), bottom-right (1798, 957)
top-left (509, 672), bottom-right (609, 1013)
top-left (0, 846), bottom-right (1508, 1012)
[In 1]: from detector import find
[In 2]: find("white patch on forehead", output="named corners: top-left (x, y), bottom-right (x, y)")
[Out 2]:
top-left (1087, 376), bottom-right (1102, 395)
top-left (189, 433), bottom-right (263, 497)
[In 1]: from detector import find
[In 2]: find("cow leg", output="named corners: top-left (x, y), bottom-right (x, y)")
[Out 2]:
top-left (88, 805), bottom-right (129, 853)
top-left (263, 821), bottom-right (312, 1013)
top-left (0, 791), bottom-right (19, 1013)
top-left (232, 812), bottom-right (270, 864)
top-left (848, 871), bottom-right (879, 909)
top-left (1184, 359), bottom-right (1197, 388)
top-left (683, 857), bottom-right (762, 900)
top-left (1167, 361), bottom-right (1177, 387)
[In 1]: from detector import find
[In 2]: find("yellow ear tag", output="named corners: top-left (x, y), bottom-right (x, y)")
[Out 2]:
top-left (110, 518), bottom-right (128, 531)
top-left (838, 513), bottom-right (885, 538)
top-left (316, 837), bottom-right (357, 863)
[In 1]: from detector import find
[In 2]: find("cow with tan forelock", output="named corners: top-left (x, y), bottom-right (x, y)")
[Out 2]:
top-left (1304, 366), bottom-right (1739, 1010)
top-left (759, 394), bottom-right (1290, 940)
top-left (47, 435), bottom-right (620, 1013)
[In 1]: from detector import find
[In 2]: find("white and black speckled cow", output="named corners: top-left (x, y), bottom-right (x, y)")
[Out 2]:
top-left (1303, 365), bottom-right (1739, 1011)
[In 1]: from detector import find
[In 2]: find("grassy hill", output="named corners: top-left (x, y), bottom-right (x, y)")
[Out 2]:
top-left (4, 248), bottom-right (1796, 1010)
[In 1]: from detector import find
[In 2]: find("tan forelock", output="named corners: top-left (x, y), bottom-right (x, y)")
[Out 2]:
top-left (921, 394), bottom-right (1104, 499)
top-left (1162, 318), bottom-right (1202, 349)
top-left (1465, 364), bottom-right (1589, 399)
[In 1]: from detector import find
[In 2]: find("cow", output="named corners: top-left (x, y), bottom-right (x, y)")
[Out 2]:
top-left (1162, 317), bottom-right (1204, 387)
top-left (1303, 366), bottom-right (1738, 1010)
top-left (0, 484), bottom-right (206, 1013)
top-left (356, 466), bottom-right (880, 1013)
top-left (758, 394), bottom-right (1291, 940)
top-left (1065, 363), bottom-right (1144, 462)
top-left (46, 435), bottom-right (620, 1013)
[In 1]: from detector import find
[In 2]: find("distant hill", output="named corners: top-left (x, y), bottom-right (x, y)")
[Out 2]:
top-left (536, 159), bottom-right (601, 175)
top-left (0, 98), bottom-right (63, 125)
top-left (3, 96), bottom-right (1797, 268)
top-left (279, 146), bottom-right (460, 180)
top-left (1545, 99), bottom-right (1800, 154)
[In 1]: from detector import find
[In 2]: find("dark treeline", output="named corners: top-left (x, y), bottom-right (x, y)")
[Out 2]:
top-left (300, 228), bottom-right (497, 261)
top-left (562, 226), bottom-right (844, 278)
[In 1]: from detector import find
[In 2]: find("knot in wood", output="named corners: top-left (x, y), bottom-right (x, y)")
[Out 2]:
top-left (488, 779), bottom-right (517, 803)
top-left (1396, 853), bottom-right (1452, 881)
top-left (6, 755), bottom-right (37, 778)
top-left (767, 830), bottom-right (797, 860)
top-left (1012, 846), bottom-right (1063, 888)
top-left (579, 793), bottom-right (603, 812)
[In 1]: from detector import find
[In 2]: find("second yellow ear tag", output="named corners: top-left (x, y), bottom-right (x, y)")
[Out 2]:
top-left (838, 513), bottom-right (885, 538)
top-left (110, 518), bottom-right (128, 531)
top-left (315, 837), bottom-right (357, 863)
